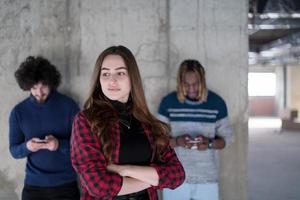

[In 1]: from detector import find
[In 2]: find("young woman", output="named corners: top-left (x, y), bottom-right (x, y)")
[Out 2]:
top-left (71, 45), bottom-right (185, 200)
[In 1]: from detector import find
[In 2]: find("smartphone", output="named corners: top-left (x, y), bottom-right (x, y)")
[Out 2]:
top-left (33, 139), bottom-right (47, 143)
top-left (187, 140), bottom-right (202, 144)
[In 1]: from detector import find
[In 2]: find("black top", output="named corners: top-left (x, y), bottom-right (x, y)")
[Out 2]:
top-left (110, 100), bottom-right (152, 165)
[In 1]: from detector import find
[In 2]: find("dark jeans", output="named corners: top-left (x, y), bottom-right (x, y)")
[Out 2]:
top-left (22, 181), bottom-right (80, 200)
top-left (113, 190), bottom-right (149, 200)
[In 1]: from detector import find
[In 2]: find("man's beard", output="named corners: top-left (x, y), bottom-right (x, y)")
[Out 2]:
top-left (34, 96), bottom-right (47, 103)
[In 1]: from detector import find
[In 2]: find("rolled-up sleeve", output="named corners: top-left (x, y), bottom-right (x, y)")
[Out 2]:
top-left (71, 112), bottom-right (122, 199)
top-left (151, 145), bottom-right (185, 190)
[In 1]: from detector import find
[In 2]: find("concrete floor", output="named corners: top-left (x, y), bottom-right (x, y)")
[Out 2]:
top-left (248, 118), bottom-right (300, 200)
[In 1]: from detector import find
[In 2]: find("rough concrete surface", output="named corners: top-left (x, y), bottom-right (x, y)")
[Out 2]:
top-left (0, 1), bottom-right (248, 199)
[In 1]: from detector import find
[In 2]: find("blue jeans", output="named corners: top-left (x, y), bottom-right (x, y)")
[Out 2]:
top-left (162, 182), bottom-right (219, 200)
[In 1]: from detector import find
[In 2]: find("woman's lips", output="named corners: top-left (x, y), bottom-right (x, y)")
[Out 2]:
top-left (108, 88), bottom-right (120, 91)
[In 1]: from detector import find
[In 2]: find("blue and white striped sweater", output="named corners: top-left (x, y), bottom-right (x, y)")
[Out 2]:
top-left (158, 90), bottom-right (232, 184)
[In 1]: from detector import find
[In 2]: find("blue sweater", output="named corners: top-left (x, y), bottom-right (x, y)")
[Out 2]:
top-left (9, 91), bottom-right (80, 187)
top-left (158, 91), bottom-right (229, 123)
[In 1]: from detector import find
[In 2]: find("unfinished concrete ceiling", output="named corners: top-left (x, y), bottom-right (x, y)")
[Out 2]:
top-left (248, 0), bottom-right (300, 65)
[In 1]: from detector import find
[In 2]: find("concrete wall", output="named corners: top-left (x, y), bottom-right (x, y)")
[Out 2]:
top-left (275, 65), bottom-right (285, 115)
top-left (248, 64), bottom-right (291, 117)
top-left (168, 1), bottom-right (248, 200)
top-left (0, 1), bottom-right (73, 199)
top-left (0, 0), bottom-right (248, 199)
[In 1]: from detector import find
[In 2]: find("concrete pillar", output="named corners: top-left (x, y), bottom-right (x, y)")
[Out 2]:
top-left (167, 1), bottom-right (248, 199)
top-left (275, 64), bottom-right (286, 114)
top-left (287, 64), bottom-right (300, 117)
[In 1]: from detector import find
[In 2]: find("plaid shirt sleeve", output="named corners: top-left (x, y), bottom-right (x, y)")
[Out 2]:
top-left (150, 145), bottom-right (185, 190)
top-left (71, 112), bottom-right (122, 199)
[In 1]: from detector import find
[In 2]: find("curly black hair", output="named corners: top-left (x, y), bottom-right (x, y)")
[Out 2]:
top-left (15, 56), bottom-right (61, 91)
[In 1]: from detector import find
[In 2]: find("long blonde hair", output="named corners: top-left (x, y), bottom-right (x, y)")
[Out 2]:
top-left (177, 59), bottom-right (208, 103)
top-left (83, 45), bottom-right (169, 162)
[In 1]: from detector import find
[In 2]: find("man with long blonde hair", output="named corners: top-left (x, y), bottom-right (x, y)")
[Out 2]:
top-left (158, 59), bottom-right (232, 200)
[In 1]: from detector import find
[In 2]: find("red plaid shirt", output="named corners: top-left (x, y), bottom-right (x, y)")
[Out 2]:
top-left (71, 112), bottom-right (185, 200)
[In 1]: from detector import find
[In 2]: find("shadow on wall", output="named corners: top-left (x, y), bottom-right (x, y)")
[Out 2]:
top-left (0, 169), bottom-right (19, 200)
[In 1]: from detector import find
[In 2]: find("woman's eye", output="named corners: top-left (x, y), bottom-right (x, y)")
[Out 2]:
top-left (101, 73), bottom-right (110, 77)
top-left (118, 72), bottom-right (126, 76)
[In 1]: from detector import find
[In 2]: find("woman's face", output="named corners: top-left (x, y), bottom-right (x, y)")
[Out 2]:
top-left (100, 54), bottom-right (131, 103)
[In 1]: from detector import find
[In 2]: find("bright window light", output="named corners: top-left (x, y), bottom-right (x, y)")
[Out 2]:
top-left (248, 73), bottom-right (276, 96)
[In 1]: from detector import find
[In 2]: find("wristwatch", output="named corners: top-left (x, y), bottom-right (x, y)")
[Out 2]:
top-left (208, 138), bottom-right (214, 149)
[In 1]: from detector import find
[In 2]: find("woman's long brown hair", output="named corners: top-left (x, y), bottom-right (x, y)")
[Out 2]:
top-left (83, 45), bottom-right (170, 163)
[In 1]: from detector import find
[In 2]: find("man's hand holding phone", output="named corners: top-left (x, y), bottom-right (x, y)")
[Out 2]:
top-left (175, 134), bottom-right (193, 149)
top-left (33, 138), bottom-right (47, 143)
top-left (26, 135), bottom-right (59, 152)
top-left (44, 135), bottom-right (59, 151)
top-left (26, 138), bottom-right (47, 152)
top-left (186, 135), bottom-right (204, 149)
top-left (194, 135), bottom-right (209, 150)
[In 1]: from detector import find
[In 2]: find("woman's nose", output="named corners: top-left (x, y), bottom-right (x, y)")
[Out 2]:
top-left (109, 74), bottom-right (117, 83)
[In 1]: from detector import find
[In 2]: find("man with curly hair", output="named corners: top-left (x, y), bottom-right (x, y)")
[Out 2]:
top-left (9, 56), bottom-right (80, 200)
